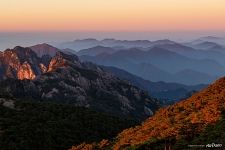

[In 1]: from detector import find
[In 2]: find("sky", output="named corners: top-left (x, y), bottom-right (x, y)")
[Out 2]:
top-left (0, 0), bottom-right (225, 50)
top-left (0, 0), bottom-right (225, 32)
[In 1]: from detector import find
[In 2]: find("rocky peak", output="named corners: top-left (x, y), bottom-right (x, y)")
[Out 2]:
top-left (48, 52), bottom-right (81, 72)
top-left (30, 43), bottom-right (59, 57)
top-left (2, 46), bottom-right (38, 65)
top-left (0, 47), bottom-right (39, 80)
top-left (0, 45), bottom-right (83, 80)
top-left (12, 46), bottom-right (37, 61)
top-left (48, 52), bottom-right (67, 72)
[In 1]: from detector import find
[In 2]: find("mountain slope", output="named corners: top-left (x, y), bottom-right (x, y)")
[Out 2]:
top-left (174, 69), bottom-right (216, 85)
top-left (102, 66), bottom-right (206, 101)
top-left (71, 76), bottom-right (225, 149)
top-left (112, 76), bottom-right (225, 149)
top-left (80, 54), bottom-right (175, 83)
top-left (0, 46), bottom-right (159, 120)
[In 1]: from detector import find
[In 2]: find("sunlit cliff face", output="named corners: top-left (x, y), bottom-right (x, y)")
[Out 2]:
top-left (0, 46), bottom-right (67, 80)
top-left (47, 53), bottom-right (66, 72)
top-left (17, 62), bottom-right (36, 80)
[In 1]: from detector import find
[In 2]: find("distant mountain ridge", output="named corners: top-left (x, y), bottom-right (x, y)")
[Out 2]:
top-left (56, 37), bottom-right (225, 65)
top-left (191, 41), bottom-right (223, 50)
top-left (55, 37), bottom-right (225, 85)
top-left (30, 43), bottom-right (60, 57)
top-left (56, 38), bottom-right (154, 51)
top-left (194, 36), bottom-right (225, 45)
top-left (56, 37), bottom-right (225, 51)
top-left (80, 46), bottom-right (221, 84)
top-left (56, 37), bottom-right (225, 68)
top-left (76, 46), bottom-right (116, 56)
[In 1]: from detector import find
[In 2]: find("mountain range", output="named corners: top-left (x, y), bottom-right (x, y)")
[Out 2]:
top-left (56, 38), bottom-right (153, 51)
top-left (56, 36), bottom-right (225, 52)
top-left (1, 43), bottom-right (206, 102)
top-left (79, 46), bottom-right (221, 85)
top-left (53, 37), bottom-right (225, 85)
top-left (0, 45), bottom-right (159, 120)
top-left (55, 37), bottom-right (225, 86)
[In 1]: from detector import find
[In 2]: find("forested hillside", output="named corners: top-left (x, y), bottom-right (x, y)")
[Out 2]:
top-left (0, 99), bottom-right (136, 150)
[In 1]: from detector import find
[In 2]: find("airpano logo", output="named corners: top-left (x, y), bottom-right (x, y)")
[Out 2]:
top-left (206, 143), bottom-right (222, 148)
top-left (188, 143), bottom-right (223, 148)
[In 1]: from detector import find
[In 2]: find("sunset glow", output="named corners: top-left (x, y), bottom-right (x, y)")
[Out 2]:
top-left (0, 0), bottom-right (225, 31)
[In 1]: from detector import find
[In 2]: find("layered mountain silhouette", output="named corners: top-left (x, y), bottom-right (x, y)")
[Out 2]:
top-left (148, 41), bottom-right (225, 65)
top-left (57, 38), bottom-right (225, 85)
top-left (71, 76), bottom-right (225, 150)
top-left (80, 47), bottom-right (222, 84)
top-left (189, 36), bottom-right (225, 46)
top-left (56, 37), bottom-right (225, 52)
top-left (190, 41), bottom-right (224, 50)
top-left (57, 39), bottom-right (153, 51)
top-left (0, 45), bottom-right (159, 120)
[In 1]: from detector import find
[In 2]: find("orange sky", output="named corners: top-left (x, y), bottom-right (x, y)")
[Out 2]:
top-left (0, 0), bottom-right (225, 32)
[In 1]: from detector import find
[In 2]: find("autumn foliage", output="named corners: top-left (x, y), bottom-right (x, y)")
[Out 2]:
top-left (70, 139), bottom-right (110, 150)
top-left (71, 77), bottom-right (225, 150)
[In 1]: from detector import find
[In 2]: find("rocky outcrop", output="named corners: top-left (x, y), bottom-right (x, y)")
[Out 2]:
top-left (0, 98), bottom-right (15, 109)
top-left (29, 43), bottom-right (59, 57)
top-left (47, 52), bottom-right (66, 72)
top-left (17, 62), bottom-right (36, 80)
top-left (0, 46), bottom-right (80, 80)
top-left (39, 63), bottom-right (48, 73)
top-left (0, 46), bottom-right (42, 80)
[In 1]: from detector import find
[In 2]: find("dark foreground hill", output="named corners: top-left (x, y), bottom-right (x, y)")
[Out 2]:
top-left (0, 99), bottom-right (137, 150)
